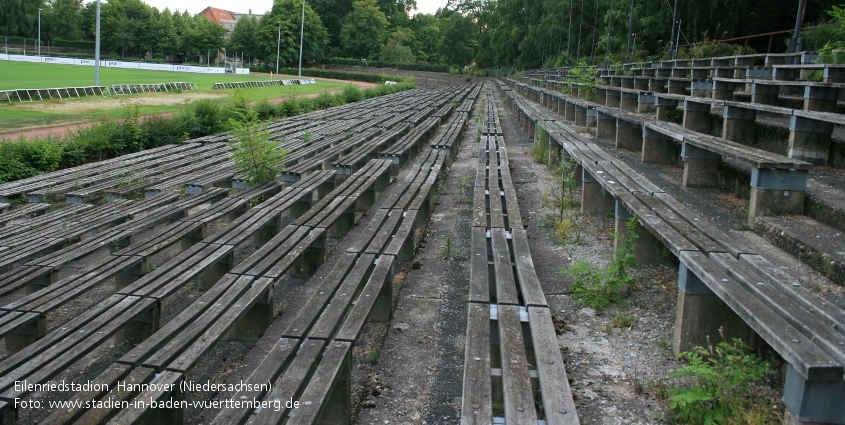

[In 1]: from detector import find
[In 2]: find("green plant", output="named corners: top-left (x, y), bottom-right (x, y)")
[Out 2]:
top-left (668, 335), bottom-right (777, 424)
top-left (439, 235), bottom-right (465, 260)
top-left (558, 217), bottom-right (639, 310)
top-left (612, 313), bottom-right (639, 329)
top-left (227, 92), bottom-right (290, 186)
top-left (364, 348), bottom-right (380, 363)
top-left (650, 339), bottom-right (671, 351)
top-left (528, 142), bottom-right (550, 164)
top-left (457, 174), bottom-right (473, 204)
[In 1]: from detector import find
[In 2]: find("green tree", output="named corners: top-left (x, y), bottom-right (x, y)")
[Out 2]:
top-left (340, 0), bottom-right (389, 59)
top-left (438, 11), bottom-right (476, 67)
top-left (227, 92), bottom-right (290, 185)
top-left (44, 0), bottom-right (83, 42)
top-left (379, 27), bottom-right (417, 63)
top-left (0, 0), bottom-right (43, 39)
top-left (227, 14), bottom-right (259, 62)
top-left (255, 0), bottom-right (329, 67)
top-left (309, 0), bottom-right (354, 50)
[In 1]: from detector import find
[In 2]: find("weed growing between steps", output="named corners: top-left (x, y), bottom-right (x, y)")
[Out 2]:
top-left (667, 332), bottom-right (779, 424)
top-left (558, 218), bottom-right (640, 311)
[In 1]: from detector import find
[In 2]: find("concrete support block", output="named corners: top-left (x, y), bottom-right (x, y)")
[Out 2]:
top-left (690, 80), bottom-right (713, 98)
top-left (586, 107), bottom-right (598, 128)
top-left (180, 226), bottom-right (207, 252)
top-left (774, 67), bottom-right (799, 81)
top-left (722, 105), bottom-right (757, 145)
top-left (638, 94), bottom-right (657, 114)
top-left (596, 113), bottom-right (616, 140)
top-left (690, 68), bottom-right (709, 79)
top-left (748, 166), bottom-right (808, 225)
top-left (683, 100), bottom-right (712, 133)
top-left (783, 364), bottom-right (845, 424)
top-left (199, 251), bottom-right (233, 290)
top-left (581, 170), bottom-right (615, 216)
top-left (681, 142), bottom-right (722, 187)
top-left (824, 67), bottom-right (845, 83)
top-left (606, 90), bottom-right (621, 108)
top-left (116, 302), bottom-right (160, 352)
top-left (804, 86), bottom-right (840, 113)
top-left (751, 82), bottom-right (780, 106)
top-left (115, 259), bottom-right (148, 290)
top-left (613, 201), bottom-right (671, 265)
top-left (233, 284), bottom-right (274, 340)
top-left (746, 67), bottom-right (770, 79)
top-left (712, 80), bottom-right (736, 101)
top-left (648, 79), bottom-right (666, 93)
top-left (371, 256), bottom-right (395, 322)
top-left (315, 343), bottom-right (352, 424)
top-left (108, 234), bottom-right (133, 254)
top-left (789, 115), bottom-right (834, 164)
top-left (574, 105), bottom-right (587, 126)
top-left (23, 269), bottom-right (56, 296)
top-left (294, 233), bottom-right (326, 277)
top-left (610, 76), bottom-right (622, 87)
top-left (595, 88), bottom-right (607, 105)
top-left (620, 91), bottom-right (639, 113)
top-left (5, 316), bottom-right (46, 354)
top-left (667, 79), bottom-right (686, 95)
top-left (641, 127), bottom-right (675, 164)
top-left (672, 261), bottom-right (752, 355)
top-left (616, 119), bottom-right (643, 151)
top-left (633, 77), bottom-right (649, 91)
top-left (564, 102), bottom-right (576, 122)
top-left (621, 77), bottom-right (634, 89)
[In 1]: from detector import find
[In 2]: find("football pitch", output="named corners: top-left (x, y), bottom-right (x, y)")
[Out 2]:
top-left (0, 60), bottom-right (302, 90)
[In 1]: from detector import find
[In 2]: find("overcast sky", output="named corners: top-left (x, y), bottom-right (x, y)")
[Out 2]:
top-left (110, 0), bottom-right (448, 16)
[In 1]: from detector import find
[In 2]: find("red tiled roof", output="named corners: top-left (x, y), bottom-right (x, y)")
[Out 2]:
top-left (198, 7), bottom-right (235, 24)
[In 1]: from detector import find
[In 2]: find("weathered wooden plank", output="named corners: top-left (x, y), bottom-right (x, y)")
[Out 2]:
top-left (491, 228), bottom-right (518, 305)
top-left (528, 307), bottom-right (580, 425)
top-left (308, 254), bottom-right (378, 341)
top-left (498, 304), bottom-right (539, 423)
top-left (461, 303), bottom-right (493, 425)
top-left (333, 255), bottom-right (396, 342)
top-left (510, 229), bottom-right (548, 307)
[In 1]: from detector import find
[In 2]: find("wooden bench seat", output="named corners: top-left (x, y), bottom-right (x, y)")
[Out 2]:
top-left (0, 203), bottom-right (49, 225)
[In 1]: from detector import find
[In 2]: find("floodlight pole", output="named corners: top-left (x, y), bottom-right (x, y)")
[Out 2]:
top-left (95, 0), bottom-right (101, 85)
top-left (298, 0), bottom-right (305, 78)
top-left (37, 8), bottom-right (42, 57)
top-left (276, 21), bottom-right (281, 78)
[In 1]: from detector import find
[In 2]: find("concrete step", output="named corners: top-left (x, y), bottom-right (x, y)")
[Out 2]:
top-left (754, 214), bottom-right (845, 285)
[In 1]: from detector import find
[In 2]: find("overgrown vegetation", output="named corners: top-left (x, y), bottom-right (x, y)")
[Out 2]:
top-left (566, 67), bottom-right (599, 101)
top-left (667, 334), bottom-right (778, 424)
top-left (227, 92), bottom-right (290, 185)
top-left (558, 217), bottom-right (640, 311)
top-left (439, 235), bottom-right (465, 260)
top-left (0, 81), bottom-right (415, 185)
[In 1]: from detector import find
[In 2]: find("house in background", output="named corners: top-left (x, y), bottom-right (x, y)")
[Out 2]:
top-left (197, 7), bottom-right (263, 38)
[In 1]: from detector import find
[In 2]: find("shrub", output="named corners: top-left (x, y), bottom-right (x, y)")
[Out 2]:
top-left (253, 100), bottom-right (277, 121)
top-left (313, 91), bottom-right (338, 109)
top-left (341, 84), bottom-right (364, 103)
top-left (558, 217), bottom-right (639, 310)
top-left (227, 101), bottom-right (290, 186)
top-left (277, 99), bottom-right (301, 118)
top-left (668, 336), bottom-right (777, 424)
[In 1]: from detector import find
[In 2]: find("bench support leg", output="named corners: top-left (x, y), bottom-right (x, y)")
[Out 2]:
top-left (682, 101), bottom-right (712, 134)
top-left (115, 259), bottom-right (149, 290)
top-left (641, 128), bottom-right (676, 164)
top-left (580, 170), bottom-right (615, 216)
top-left (5, 316), bottom-right (46, 354)
top-left (180, 226), bottom-right (207, 252)
top-left (748, 167), bottom-right (808, 226)
top-left (199, 252), bottom-right (233, 290)
top-left (317, 346), bottom-right (352, 424)
top-left (788, 115), bottom-right (833, 165)
top-left (681, 143), bottom-right (723, 188)
top-left (330, 209), bottom-right (356, 240)
top-left (233, 287), bottom-right (273, 340)
top-left (596, 115), bottom-right (616, 140)
top-left (722, 106), bottom-right (757, 146)
top-left (616, 123), bottom-right (643, 152)
top-left (23, 270), bottom-right (56, 296)
top-left (673, 261), bottom-right (753, 355)
top-left (294, 234), bottom-right (326, 277)
top-left (783, 364), bottom-right (845, 424)
top-left (614, 201), bottom-right (670, 265)
top-left (116, 303), bottom-right (160, 352)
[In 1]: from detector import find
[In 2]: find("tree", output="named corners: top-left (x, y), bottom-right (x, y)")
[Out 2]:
top-left (438, 11), bottom-right (476, 67)
top-left (227, 92), bottom-right (290, 186)
top-left (227, 14), bottom-right (259, 62)
top-left (0, 0), bottom-right (43, 39)
top-left (310, 0), bottom-right (354, 49)
top-left (379, 27), bottom-right (417, 63)
top-left (44, 0), bottom-right (83, 41)
top-left (340, 0), bottom-right (389, 59)
top-left (254, 0), bottom-right (329, 67)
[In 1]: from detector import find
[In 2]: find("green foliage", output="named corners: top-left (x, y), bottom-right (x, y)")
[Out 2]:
top-left (817, 5), bottom-right (845, 64)
top-left (340, 0), bottom-right (389, 59)
top-left (439, 235), bottom-right (465, 260)
top-left (558, 217), bottom-right (639, 311)
top-left (226, 92), bottom-right (290, 186)
top-left (668, 336), bottom-right (777, 424)
top-left (364, 348), bottom-right (380, 363)
top-left (341, 84), bottom-right (364, 103)
top-left (567, 67), bottom-right (598, 101)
